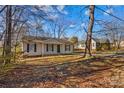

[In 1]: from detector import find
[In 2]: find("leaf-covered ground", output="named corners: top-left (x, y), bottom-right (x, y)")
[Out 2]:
top-left (0, 53), bottom-right (124, 88)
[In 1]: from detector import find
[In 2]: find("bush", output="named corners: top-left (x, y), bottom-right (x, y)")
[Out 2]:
top-left (96, 40), bottom-right (111, 51)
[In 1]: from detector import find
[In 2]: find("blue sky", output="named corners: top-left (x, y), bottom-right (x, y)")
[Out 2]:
top-left (38, 5), bottom-right (124, 40)
top-left (1, 5), bottom-right (123, 40)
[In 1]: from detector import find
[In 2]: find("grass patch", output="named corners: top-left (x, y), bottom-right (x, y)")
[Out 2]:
top-left (23, 54), bottom-right (85, 65)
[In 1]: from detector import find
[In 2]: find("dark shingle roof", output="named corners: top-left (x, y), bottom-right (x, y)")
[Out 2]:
top-left (93, 38), bottom-right (111, 43)
top-left (92, 38), bottom-right (100, 43)
top-left (78, 38), bottom-right (111, 44)
top-left (22, 36), bottom-right (49, 41)
top-left (78, 40), bottom-right (85, 44)
top-left (22, 36), bottom-right (73, 44)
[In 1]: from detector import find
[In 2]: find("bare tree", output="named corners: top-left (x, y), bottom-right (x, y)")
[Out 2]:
top-left (3, 6), bottom-right (12, 64)
top-left (83, 5), bottom-right (95, 57)
top-left (48, 17), bottom-right (75, 39)
top-left (0, 6), bottom-right (49, 64)
top-left (104, 22), bottom-right (124, 49)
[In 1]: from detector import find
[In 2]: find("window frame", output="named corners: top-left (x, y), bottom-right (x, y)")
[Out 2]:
top-left (46, 44), bottom-right (54, 52)
top-left (65, 44), bottom-right (71, 51)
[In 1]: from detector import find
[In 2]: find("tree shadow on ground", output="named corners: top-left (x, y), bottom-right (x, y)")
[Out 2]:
top-left (0, 53), bottom-right (124, 88)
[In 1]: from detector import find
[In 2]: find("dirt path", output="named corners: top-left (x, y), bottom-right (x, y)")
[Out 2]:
top-left (0, 54), bottom-right (124, 88)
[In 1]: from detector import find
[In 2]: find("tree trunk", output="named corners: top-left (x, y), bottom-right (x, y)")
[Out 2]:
top-left (84, 5), bottom-right (95, 57)
top-left (3, 5), bottom-right (12, 65)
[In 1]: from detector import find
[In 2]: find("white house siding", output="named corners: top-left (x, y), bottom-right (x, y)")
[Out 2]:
top-left (78, 44), bottom-right (85, 49)
top-left (64, 44), bottom-right (73, 54)
top-left (70, 45), bottom-right (74, 52)
top-left (22, 42), bottom-right (42, 56)
top-left (44, 44), bottom-right (59, 55)
top-left (43, 44), bottom-right (73, 55)
top-left (77, 39), bottom-right (96, 50)
top-left (61, 44), bottom-right (65, 54)
top-left (120, 41), bottom-right (124, 48)
top-left (91, 39), bottom-right (96, 50)
top-left (22, 42), bottom-right (73, 56)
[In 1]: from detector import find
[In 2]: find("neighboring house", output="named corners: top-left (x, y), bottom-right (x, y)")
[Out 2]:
top-left (21, 36), bottom-right (74, 56)
top-left (119, 39), bottom-right (124, 48)
top-left (113, 37), bottom-right (124, 48)
top-left (76, 39), bottom-right (97, 50)
top-left (76, 38), bottom-right (111, 51)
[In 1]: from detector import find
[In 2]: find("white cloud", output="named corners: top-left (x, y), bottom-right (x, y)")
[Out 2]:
top-left (81, 23), bottom-right (86, 28)
top-left (85, 10), bottom-right (89, 16)
top-left (48, 14), bottom-right (59, 21)
top-left (0, 16), bottom-right (3, 20)
top-left (104, 8), bottom-right (113, 15)
top-left (57, 5), bottom-right (68, 15)
top-left (40, 5), bottom-right (68, 15)
top-left (37, 6), bottom-right (59, 21)
top-left (69, 24), bottom-right (76, 28)
top-left (62, 11), bottom-right (68, 15)
top-left (38, 5), bottom-right (55, 13)
top-left (57, 5), bottom-right (65, 12)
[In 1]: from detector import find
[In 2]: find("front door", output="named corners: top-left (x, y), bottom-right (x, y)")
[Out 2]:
top-left (57, 45), bottom-right (60, 53)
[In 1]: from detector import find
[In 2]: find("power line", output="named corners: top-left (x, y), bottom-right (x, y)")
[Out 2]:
top-left (95, 6), bottom-right (124, 22)
top-left (80, 5), bottom-right (89, 13)
top-left (0, 6), bottom-right (7, 14)
top-left (93, 27), bottom-right (124, 33)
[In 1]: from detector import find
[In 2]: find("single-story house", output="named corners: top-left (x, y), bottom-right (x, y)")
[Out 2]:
top-left (21, 36), bottom-right (74, 56)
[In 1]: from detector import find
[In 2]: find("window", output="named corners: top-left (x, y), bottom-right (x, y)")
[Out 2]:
top-left (27, 43), bottom-right (29, 52)
top-left (46, 44), bottom-right (48, 52)
top-left (46, 44), bottom-right (54, 52)
top-left (34, 43), bottom-right (37, 52)
top-left (27, 43), bottom-right (37, 52)
top-left (65, 45), bottom-right (70, 51)
top-left (65, 45), bottom-right (66, 51)
top-left (92, 43), bottom-right (95, 47)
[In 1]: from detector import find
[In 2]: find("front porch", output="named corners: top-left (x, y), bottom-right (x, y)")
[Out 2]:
top-left (22, 42), bottom-right (73, 56)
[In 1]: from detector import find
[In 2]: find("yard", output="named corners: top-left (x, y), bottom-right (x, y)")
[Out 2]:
top-left (0, 52), bottom-right (124, 88)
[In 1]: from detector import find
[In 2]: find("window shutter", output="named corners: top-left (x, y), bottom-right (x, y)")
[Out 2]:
top-left (65, 45), bottom-right (66, 51)
top-left (46, 44), bottom-right (48, 52)
top-left (34, 43), bottom-right (37, 52)
top-left (27, 43), bottom-right (29, 52)
top-left (69, 45), bottom-right (70, 51)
